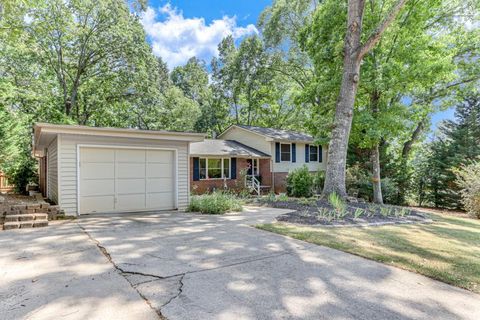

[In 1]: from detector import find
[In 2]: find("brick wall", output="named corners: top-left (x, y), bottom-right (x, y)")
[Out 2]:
top-left (190, 158), bottom-right (274, 194)
top-left (190, 158), bottom-right (249, 194)
top-left (273, 172), bottom-right (289, 193)
top-left (259, 159), bottom-right (272, 189)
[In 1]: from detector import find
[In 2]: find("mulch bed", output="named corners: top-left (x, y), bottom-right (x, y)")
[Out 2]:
top-left (257, 198), bottom-right (431, 226)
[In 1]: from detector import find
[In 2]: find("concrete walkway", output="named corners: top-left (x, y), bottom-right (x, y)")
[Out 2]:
top-left (1, 207), bottom-right (479, 319)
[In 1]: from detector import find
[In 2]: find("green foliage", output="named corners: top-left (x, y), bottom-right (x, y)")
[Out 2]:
top-left (0, 107), bottom-right (37, 193)
top-left (317, 207), bottom-right (335, 222)
top-left (413, 93), bottom-right (480, 209)
top-left (286, 166), bottom-right (314, 197)
top-left (455, 161), bottom-right (480, 219)
top-left (353, 208), bottom-right (365, 219)
top-left (188, 192), bottom-right (243, 215)
top-left (297, 197), bottom-right (316, 206)
top-left (312, 170), bottom-right (325, 194)
top-left (346, 165), bottom-right (372, 200)
top-left (328, 192), bottom-right (346, 215)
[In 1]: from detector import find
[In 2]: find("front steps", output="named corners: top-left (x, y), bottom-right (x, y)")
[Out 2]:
top-left (1, 198), bottom-right (66, 231)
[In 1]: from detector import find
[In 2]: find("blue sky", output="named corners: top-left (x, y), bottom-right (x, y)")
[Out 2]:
top-left (143, 0), bottom-right (453, 130)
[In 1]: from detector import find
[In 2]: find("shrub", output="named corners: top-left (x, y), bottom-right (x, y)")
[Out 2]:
top-left (454, 161), bottom-right (480, 219)
top-left (286, 165), bottom-right (314, 197)
top-left (188, 192), bottom-right (243, 214)
top-left (312, 170), bottom-right (325, 194)
top-left (381, 178), bottom-right (401, 205)
top-left (346, 164), bottom-right (372, 200)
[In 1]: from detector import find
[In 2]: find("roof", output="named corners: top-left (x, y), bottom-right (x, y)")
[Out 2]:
top-left (222, 125), bottom-right (314, 143)
top-left (33, 123), bottom-right (205, 157)
top-left (189, 139), bottom-right (270, 158)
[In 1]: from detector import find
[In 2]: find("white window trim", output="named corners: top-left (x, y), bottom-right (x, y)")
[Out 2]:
top-left (309, 145), bottom-right (318, 162)
top-left (200, 157), bottom-right (231, 180)
top-left (248, 158), bottom-right (260, 176)
top-left (280, 143), bottom-right (291, 162)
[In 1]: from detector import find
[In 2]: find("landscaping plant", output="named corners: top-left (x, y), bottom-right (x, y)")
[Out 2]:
top-left (328, 192), bottom-right (347, 218)
top-left (286, 166), bottom-right (314, 198)
top-left (188, 192), bottom-right (243, 214)
top-left (353, 208), bottom-right (364, 219)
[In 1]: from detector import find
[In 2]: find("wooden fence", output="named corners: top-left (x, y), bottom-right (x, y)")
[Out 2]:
top-left (0, 172), bottom-right (14, 193)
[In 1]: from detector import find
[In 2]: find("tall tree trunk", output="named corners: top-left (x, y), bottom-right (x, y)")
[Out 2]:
top-left (323, 0), bottom-right (365, 197)
top-left (371, 144), bottom-right (383, 204)
top-left (322, 0), bottom-right (408, 197)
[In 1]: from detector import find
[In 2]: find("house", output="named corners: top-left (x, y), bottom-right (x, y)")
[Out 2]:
top-left (33, 123), bottom-right (204, 216)
top-left (33, 123), bottom-right (325, 216)
top-left (190, 125), bottom-right (326, 194)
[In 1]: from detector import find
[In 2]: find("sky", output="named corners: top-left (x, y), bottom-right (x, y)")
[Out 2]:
top-left (143, 0), bottom-right (454, 130)
top-left (142, 0), bottom-right (269, 69)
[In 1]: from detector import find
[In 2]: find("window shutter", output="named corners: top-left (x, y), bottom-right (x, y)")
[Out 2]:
top-left (275, 142), bottom-right (280, 163)
top-left (305, 144), bottom-right (310, 163)
top-left (231, 158), bottom-right (237, 179)
top-left (193, 157), bottom-right (199, 181)
top-left (292, 143), bottom-right (296, 163)
top-left (319, 146), bottom-right (323, 162)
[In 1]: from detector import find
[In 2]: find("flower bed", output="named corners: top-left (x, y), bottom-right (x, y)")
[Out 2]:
top-left (258, 195), bottom-right (430, 226)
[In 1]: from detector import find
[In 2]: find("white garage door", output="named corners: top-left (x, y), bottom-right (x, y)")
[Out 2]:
top-left (79, 147), bottom-right (175, 214)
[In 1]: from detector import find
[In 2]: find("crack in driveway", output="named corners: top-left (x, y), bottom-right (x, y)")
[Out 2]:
top-left (77, 223), bottom-right (166, 319)
top-left (78, 222), bottom-right (292, 319)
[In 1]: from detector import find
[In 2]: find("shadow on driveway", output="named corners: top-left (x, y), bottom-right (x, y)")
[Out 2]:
top-left (77, 207), bottom-right (480, 320)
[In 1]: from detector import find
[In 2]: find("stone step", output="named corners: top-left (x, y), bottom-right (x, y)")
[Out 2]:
top-left (4, 213), bottom-right (48, 223)
top-left (3, 219), bottom-right (49, 230)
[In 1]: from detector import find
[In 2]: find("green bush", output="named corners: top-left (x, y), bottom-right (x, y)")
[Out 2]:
top-left (346, 164), bottom-right (372, 200)
top-left (188, 192), bottom-right (243, 214)
top-left (286, 165), bottom-right (314, 197)
top-left (312, 170), bottom-right (325, 194)
top-left (455, 161), bottom-right (480, 219)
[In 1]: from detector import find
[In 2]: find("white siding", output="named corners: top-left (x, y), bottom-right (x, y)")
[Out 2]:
top-left (46, 137), bottom-right (58, 204)
top-left (219, 127), bottom-right (271, 155)
top-left (58, 134), bottom-right (190, 216)
top-left (271, 142), bottom-right (327, 173)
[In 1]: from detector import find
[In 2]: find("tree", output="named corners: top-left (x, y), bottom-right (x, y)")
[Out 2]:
top-left (321, 0), bottom-right (409, 197)
top-left (1, 0), bottom-right (159, 126)
top-left (412, 92), bottom-right (480, 208)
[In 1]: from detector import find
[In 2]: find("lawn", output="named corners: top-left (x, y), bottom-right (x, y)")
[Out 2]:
top-left (257, 211), bottom-right (480, 293)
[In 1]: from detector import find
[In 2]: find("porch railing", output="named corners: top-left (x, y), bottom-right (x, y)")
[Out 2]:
top-left (245, 175), bottom-right (260, 196)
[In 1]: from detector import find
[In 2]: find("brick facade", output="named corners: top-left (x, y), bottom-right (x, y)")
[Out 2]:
top-left (273, 172), bottom-right (289, 193)
top-left (190, 158), bottom-right (273, 194)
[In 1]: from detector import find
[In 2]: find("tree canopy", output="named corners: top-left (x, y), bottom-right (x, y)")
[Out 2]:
top-left (0, 0), bottom-right (479, 204)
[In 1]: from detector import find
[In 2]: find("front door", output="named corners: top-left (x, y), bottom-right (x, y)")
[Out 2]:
top-left (246, 159), bottom-right (259, 176)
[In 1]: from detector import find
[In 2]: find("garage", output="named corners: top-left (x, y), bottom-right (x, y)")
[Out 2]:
top-left (79, 147), bottom-right (176, 214)
top-left (33, 123), bottom-right (205, 216)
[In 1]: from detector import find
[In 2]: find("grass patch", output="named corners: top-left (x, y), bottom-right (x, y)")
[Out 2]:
top-left (188, 192), bottom-right (243, 214)
top-left (257, 212), bottom-right (480, 293)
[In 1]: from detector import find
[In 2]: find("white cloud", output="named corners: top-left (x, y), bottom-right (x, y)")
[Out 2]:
top-left (141, 4), bottom-right (258, 69)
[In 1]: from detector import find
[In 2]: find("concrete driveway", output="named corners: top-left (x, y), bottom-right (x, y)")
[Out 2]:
top-left (1, 207), bottom-right (479, 320)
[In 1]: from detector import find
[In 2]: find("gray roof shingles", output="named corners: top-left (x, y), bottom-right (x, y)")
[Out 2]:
top-left (236, 125), bottom-right (314, 142)
top-left (190, 139), bottom-right (270, 158)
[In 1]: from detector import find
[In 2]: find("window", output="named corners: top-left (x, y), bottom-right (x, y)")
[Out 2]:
top-left (199, 158), bottom-right (230, 179)
top-left (208, 159), bottom-right (222, 178)
top-left (309, 145), bottom-right (318, 162)
top-left (199, 158), bottom-right (207, 179)
top-left (280, 144), bottom-right (291, 162)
